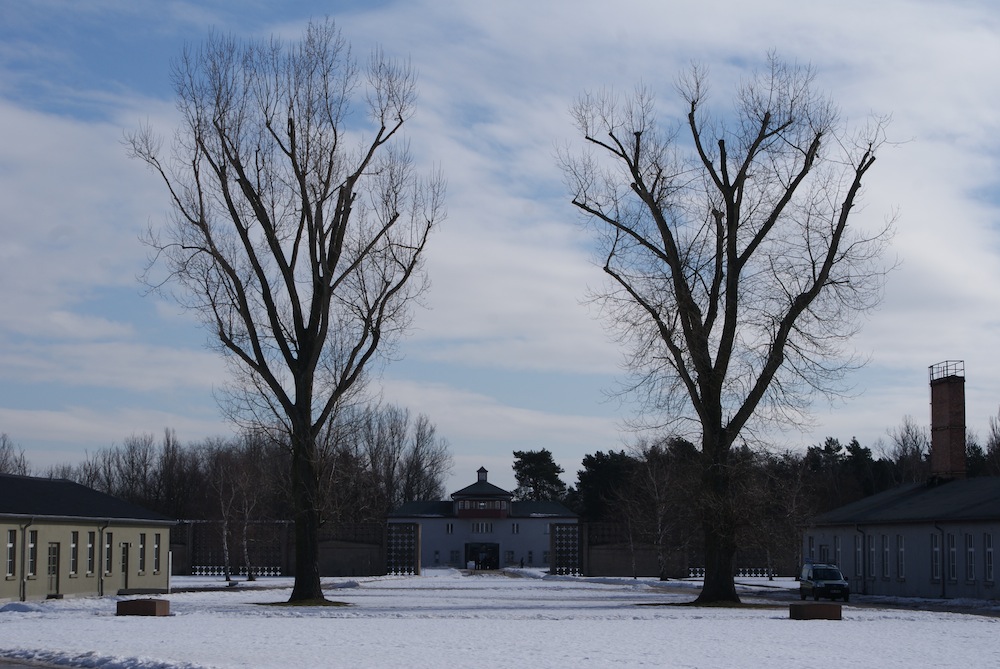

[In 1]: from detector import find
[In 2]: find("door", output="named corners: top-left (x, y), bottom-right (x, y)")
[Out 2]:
top-left (120, 543), bottom-right (130, 592)
top-left (464, 542), bottom-right (500, 570)
top-left (46, 543), bottom-right (60, 596)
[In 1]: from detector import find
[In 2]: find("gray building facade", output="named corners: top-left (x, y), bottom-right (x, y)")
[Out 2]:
top-left (388, 467), bottom-right (577, 571)
top-left (802, 362), bottom-right (998, 600)
top-left (802, 477), bottom-right (999, 599)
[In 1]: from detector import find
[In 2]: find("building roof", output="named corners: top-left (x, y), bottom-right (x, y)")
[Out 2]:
top-left (388, 499), bottom-right (577, 519)
top-left (0, 473), bottom-right (174, 524)
top-left (810, 476), bottom-right (1000, 526)
top-left (450, 479), bottom-right (514, 500)
top-left (389, 467), bottom-right (576, 519)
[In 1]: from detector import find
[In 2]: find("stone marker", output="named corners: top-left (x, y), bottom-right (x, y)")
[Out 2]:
top-left (116, 599), bottom-right (170, 616)
top-left (789, 601), bottom-right (842, 620)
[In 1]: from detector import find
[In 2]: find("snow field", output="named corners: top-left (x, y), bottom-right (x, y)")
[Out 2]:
top-left (1, 569), bottom-right (998, 668)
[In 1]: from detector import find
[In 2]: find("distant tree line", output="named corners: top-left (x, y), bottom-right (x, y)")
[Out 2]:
top-left (513, 412), bottom-right (1000, 578)
top-left (14, 404), bottom-right (451, 527)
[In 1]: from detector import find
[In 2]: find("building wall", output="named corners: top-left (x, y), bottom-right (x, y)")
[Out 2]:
top-left (803, 522), bottom-right (998, 600)
top-left (2, 519), bottom-right (172, 602)
top-left (390, 517), bottom-right (576, 569)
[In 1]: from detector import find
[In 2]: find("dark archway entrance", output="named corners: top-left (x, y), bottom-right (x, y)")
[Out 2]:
top-left (465, 542), bottom-right (499, 570)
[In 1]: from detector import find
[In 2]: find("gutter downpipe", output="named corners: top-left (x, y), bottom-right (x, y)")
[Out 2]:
top-left (856, 525), bottom-right (867, 596)
top-left (19, 518), bottom-right (33, 602)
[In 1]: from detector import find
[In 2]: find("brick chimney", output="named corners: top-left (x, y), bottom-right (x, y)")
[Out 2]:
top-left (929, 360), bottom-right (966, 480)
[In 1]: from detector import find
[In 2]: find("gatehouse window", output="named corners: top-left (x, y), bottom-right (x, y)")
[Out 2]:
top-left (87, 532), bottom-right (95, 574)
top-left (104, 532), bottom-right (114, 575)
top-left (985, 533), bottom-right (994, 583)
top-left (70, 531), bottom-right (79, 575)
top-left (896, 535), bottom-right (905, 579)
top-left (965, 534), bottom-right (975, 581)
top-left (27, 530), bottom-right (37, 576)
top-left (153, 533), bottom-right (161, 573)
top-left (930, 532), bottom-right (941, 580)
top-left (5, 529), bottom-right (14, 577)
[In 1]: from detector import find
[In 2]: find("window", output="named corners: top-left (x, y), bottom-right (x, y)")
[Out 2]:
top-left (70, 531), bottom-right (79, 575)
top-left (27, 530), bottom-right (38, 577)
top-left (5, 529), bottom-right (14, 577)
top-left (527, 550), bottom-right (533, 565)
top-left (819, 544), bottom-right (830, 562)
top-left (947, 533), bottom-right (957, 581)
top-left (139, 533), bottom-right (146, 573)
top-left (834, 536), bottom-right (841, 567)
top-left (854, 535), bottom-right (863, 577)
top-left (511, 523), bottom-right (520, 535)
top-left (965, 533), bottom-right (975, 581)
top-left (985, 533), bottom-right (994, 583)
top-left (433, 550), bottom-right (440, 565)
top-left (449, 550), bottom-right (460, 565)
top-left (807, 536), bottom-right (815, 561)
top-left (472, 522), bottom-right (493, 534)
top-left (504, 550), bottom-right (515, 565)
top-left (881, 535), bottom-right (889, 578)
top-left (104, 532), bottom-right (113, 575)
top-left (153, 533), bottom-right (161, 573)
top-left (931, 533), bottom-right (941, 580)
top-left (87, 532), bottom-right (95, 574)
top-left (446, 523), bottom-right (454, 535)
top-left (896, 535), bottom-right (905, 579)
top-left (867, 535), bottom-right (875, 578)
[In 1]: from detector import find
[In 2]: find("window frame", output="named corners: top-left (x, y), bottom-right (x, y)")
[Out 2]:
top-left (70, 531), bottom-right (79, 576)
top-left (5, 529), bottom-right (15, 578)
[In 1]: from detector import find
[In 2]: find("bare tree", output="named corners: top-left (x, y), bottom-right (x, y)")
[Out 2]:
top-left (985, 409), bottom-right (1000, 476)
top-left (127, 20), bottom-right (444, 601)
top-left (400, 413), bottom-right (451, 503)
top-left (883, 415), bottom-right (929, 484)
top-left (562, 55), bottom-right (892, 602)
top-left (0, 433), bottom-right (29, 475)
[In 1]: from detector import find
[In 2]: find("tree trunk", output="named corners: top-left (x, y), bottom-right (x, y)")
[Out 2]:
top-left (289, 430), bottom-right (324, 602)
top-left (695, 427), bottom-right (741, 604)
top-left (697, 518), bottom-right (739, 603)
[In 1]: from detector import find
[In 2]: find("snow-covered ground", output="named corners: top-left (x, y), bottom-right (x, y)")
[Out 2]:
top-left (2, 569), bottom-right (998, 668)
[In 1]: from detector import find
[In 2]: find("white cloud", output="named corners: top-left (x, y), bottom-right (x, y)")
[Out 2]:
top-left (3, 0), bottom-right (1000, 477)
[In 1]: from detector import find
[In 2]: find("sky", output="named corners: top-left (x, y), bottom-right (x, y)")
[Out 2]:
top-left (1, 0), bottom-right (1000, 494)
top-left (2, 571), bottom-right (1000, 668)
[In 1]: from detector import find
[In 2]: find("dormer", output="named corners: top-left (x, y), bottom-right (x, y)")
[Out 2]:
top-left (450, 467), bottom-right (513, 519)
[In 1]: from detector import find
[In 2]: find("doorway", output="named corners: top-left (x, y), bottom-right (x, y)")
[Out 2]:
top-left (120, 543), bottom-right (130, 592)
top-left (464, 542), bottom-right (499, 570)
top-left (46, 543), bottom-right (60, 596)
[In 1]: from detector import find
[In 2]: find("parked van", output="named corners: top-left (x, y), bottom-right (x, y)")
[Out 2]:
top-left (799, 563), bottom-right (849, 601)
